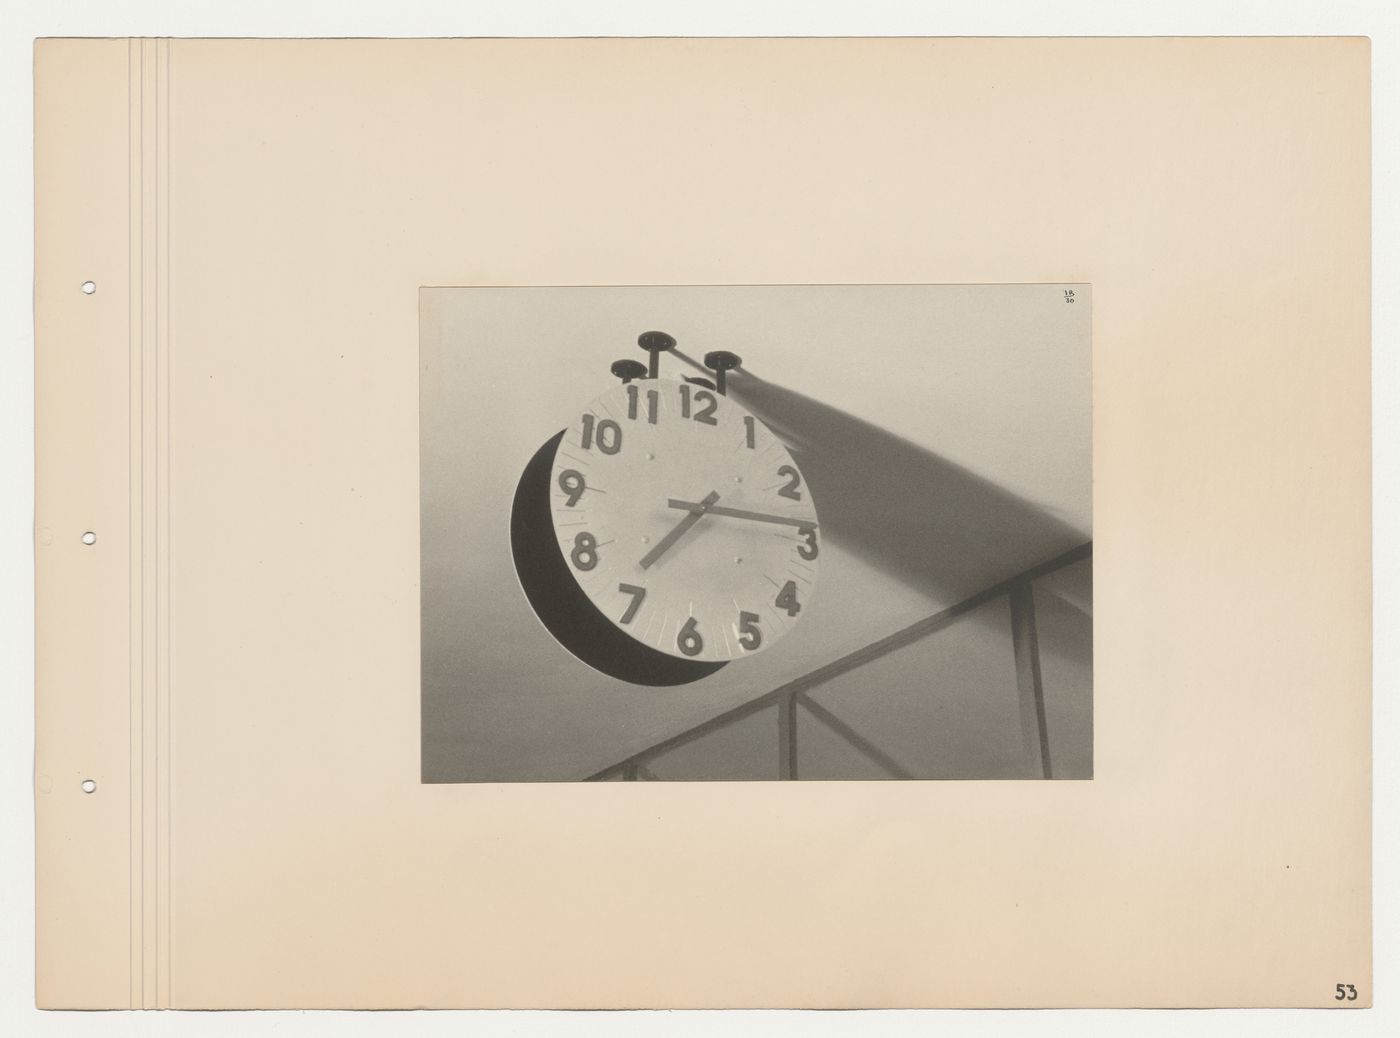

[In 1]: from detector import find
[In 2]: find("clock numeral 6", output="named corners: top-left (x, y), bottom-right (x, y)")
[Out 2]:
top-left (796, 525), bottom-right (818, 560)
top-left (617, 583), bottom-right (646, 624)
top-left (679, 384), bottom-right (718, 426)
top-left (737, 611), bottom-right (762, 650)
top-left (776, 464), bottom-right (802, 500)
top-left (570, 531), bottom-right (599, 571)
top-left (558, 469), bottom-right (586, 507)
top-left (775, 580), bottom-right (802, 617)
top-left (580, 413), bottom-right (622, 454)
top-left (677, 616), bottom-right (704, 657)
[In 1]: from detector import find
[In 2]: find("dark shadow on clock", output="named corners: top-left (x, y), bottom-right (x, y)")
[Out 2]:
top-left (511, 430), bottom-right (727, 686)
top-left (673, 352), bottom-right (1086, 601)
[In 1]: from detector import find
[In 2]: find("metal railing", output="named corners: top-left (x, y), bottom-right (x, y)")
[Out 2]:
top-left (587, 541), bottom-right (1092, 781)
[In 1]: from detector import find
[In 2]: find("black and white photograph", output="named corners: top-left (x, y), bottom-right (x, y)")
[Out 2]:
top-left (420, 285), bottom-right (1092, 782)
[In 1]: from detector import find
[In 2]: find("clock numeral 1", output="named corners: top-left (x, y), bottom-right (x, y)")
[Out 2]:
top-left (570, 531), bottom-right (599, 571)
top-left (737, 610), bottom-right (762, 650)
top-left (580, 413), bottom-right (622, 454)
top-left (776, 464), bottom-right (802, 500)
top-left (775, 580), bottom-right (802, 617)
top-left (743, 415), bottom-right (756, 449)
top-left (626, 384), bottom-right (658, 424)
top-left (677, 616), bottom-right (704, 657)
top-left (558, 469), bottom-right (586, 507)
top-left (678, 384), bottom-right (718, 426)
top-left (796, 525), bottom-right (818, 559)
top-left (617, 583), bottom-right (646, 624)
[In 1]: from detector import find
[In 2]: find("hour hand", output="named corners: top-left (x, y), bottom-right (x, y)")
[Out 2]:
top-left (639, 490), bottom-right (721, 570)
top-left (666, 499), bottom-right (817, 530)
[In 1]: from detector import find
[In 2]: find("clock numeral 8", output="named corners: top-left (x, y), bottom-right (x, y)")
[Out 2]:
top-left (570, 531), bottom-right (599, 571)
top-left (677, 616), bottom-right (704, 657)
top-left (580, 413), bottom-right (622, 454)
top-left (737, 611), bottom-right (762, 650)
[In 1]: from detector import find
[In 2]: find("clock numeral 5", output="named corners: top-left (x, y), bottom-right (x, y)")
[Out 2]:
top-left (775, 580), bottom-right (802, 617)
top-left (570, 531), bottom-right (599, 571)
top-left (677, 616), bottom-right (704, 656)
top-left (626, 384), bottom-right (659, 424)
top-left (679, 384), bottom-right (718, 426)
top-left (557, 469), bottom-right (586, 506)
top-left (776, 465), bottom-right (802, 500)
top-left (617, 583), bottom-right (646, 624)
top-left (737, 611), bottom-right (762, 650)
top-left (796, 525), bottom-right (818, 560)
top-left (580, 413), bottom-right (622, 454)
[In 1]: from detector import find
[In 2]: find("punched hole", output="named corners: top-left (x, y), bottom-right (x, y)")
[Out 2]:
top-left (81, 531), bottom-right (97, 545)
top-left (81, 281), bottom-right (96, 295)
top-left (81, 779), bottom-right (97, 794)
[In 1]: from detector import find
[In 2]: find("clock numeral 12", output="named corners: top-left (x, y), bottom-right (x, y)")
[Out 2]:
top-left (677, 616), bottom-right (704, 656)
top-left (625, 384), bottom-right (658, 424)
top-left (737, 611), bottom-right (762, 650)
top-left (580, 413), bottom-right (622, 454)
top-left (679, 384), bottom-right (718, 426)
top-left (617, 583), bottom-right (646, 623)
top-left (775, 580), bottom-right (802, 616)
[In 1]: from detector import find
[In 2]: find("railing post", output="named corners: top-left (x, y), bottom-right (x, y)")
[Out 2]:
top-left (1009, 582), bottom-right (1052, 779)
top-left (778, 690), bottom-right (797, 780)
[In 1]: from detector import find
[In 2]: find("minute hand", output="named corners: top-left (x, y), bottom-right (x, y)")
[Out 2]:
top-left (666, 499), bottom-right (818, 530)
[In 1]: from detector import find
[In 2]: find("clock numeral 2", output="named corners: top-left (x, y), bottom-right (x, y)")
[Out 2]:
top-left (737, 611), bottom-right (762, 650)
top-left (626, 384), bottom-right (659, 424)
top-left (617, 583), bottom-right (646, 623)
top-left (570, 531), bottom-right (598, 571)
top-left (558, 469), bottom-right (586, 507)
top-left (679, 384), bottom-right (718, 426)
top-left (775, 580), bottom-right (802, 617)
top-left (580, 413), bottom-right (622, 454)
top-left (677, 616), bottom-right (704, 656)
top-left (776, 465), bottom-right (802, 500)
top-left (796, 525), bottom-right (818, 559)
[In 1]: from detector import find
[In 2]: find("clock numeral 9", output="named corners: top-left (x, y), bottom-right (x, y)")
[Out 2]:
top-left (679, 384), bottom-right (718, 426)
top-left (570, 531), bottom-right (599, 571)
top-left (776, 465), bottom-right (802, 500)
top-left (617, 583), bottom-right (646, 623)
top-left (557, 469), bottom-right (586, 507)
top-left (775, 580), bottom-right (802, 617)
top-left (580, 413), bottom-right (622, 454)
top-left (796, 525), bottom-right (818, 560)
top-left (626, 384), bottom-right (659, 424)
top-left (677, 616), bottom-right (704, 657)
top-left (737, 611), bottom-right (762, 650)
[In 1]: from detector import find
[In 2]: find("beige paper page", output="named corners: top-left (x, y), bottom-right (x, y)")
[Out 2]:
top-left (34, 37), bottom-right (1370, 1009)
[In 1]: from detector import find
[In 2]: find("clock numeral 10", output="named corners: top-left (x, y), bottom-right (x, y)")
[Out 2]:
top-left (677, 616), bottom-right (704, 656)
top-left (625, 384), bottom-right (659, 424)
top-left (617, 583), bottom-right (646, 623)
top-left (679, 384), bottom-right (718, 426)
top-left (580, 413), bottom-right (622, 454)
top-left (570, 531), bottom-right (599, 571)
top-left (737, 611), bottom-right (762, 650)
top-left (775, 580), bottom-right (802, 616)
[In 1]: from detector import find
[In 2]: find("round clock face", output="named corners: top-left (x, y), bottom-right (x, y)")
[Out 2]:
top-left (548, 378), bottom-right (820, 662)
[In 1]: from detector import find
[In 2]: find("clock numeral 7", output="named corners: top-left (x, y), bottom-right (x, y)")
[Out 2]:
top-left (679, 384), bottom-right (718, 426)
top-left (617, 583), bottom-right (646, 624)
top-left (580, 413), bottom-right (622, 454)
top-left (737, 611), bottom-right (762, 650)
top-left (677, 616), bottom-right (704, 656)
top-left (776, 465), bottom-right (802, 500)
top-left (625, 385), bottom-right (659, 424)
top-left (775, 580), bottom-right (802, 617)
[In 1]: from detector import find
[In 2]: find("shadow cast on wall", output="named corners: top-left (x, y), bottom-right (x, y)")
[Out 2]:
top-left (674, 351), bottom-right (1086, 603)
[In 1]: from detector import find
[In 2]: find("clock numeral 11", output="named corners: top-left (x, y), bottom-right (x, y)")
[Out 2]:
top-left (625, 384), bottom-right (658, 424)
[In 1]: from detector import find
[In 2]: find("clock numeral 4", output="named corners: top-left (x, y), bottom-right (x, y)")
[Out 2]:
top-left (677, 616), bottom-right (704, 656)
top-left (580, 413), bottom-right (622, 454)
top-left (626, 385), bottom-right (659, 424)
top-left (557, 469), bottom-right (586, 507)
top-left (617, 583), bottom-right (646, 623)
top-left (775, 580), bottom-right (802, 617)
top-left (776, 465), bottom-right (802, 500)
top-left (737, 611), bottom-right (762, 650)
top-left (796, 525), bottom-right (818, 560)
top-left (679, 384), bottom-right (718, 426)
top-left (570, 531), bottom-right (599, 571)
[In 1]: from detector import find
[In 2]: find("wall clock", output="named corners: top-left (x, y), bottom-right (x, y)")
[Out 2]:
top-left (511, 332), bottom-right (820, 685)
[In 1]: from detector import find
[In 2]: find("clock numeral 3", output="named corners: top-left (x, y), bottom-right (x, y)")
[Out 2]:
top-left (796, 525), bottom-right (818, 560)
top-left (570, 531), bottom-right (599, 571)
top-left (580, 413), bottom-right (622, 454)
top-left (679, 384), bottom-right (719, 426)
top-left (617, 583), bottom-right (646, 623)
top-left (775, 580), bottom-right (802, 617)
top-left (626, 384), bottom-right (659, 424)
top-left (677, 616), bottom-right (704, 656)
top-left (737, 611), bottom-right (762, 650)
top-left (776, 465), bottom-right (802, 500)
top-left (558, 469), bottom-right (586, 507)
